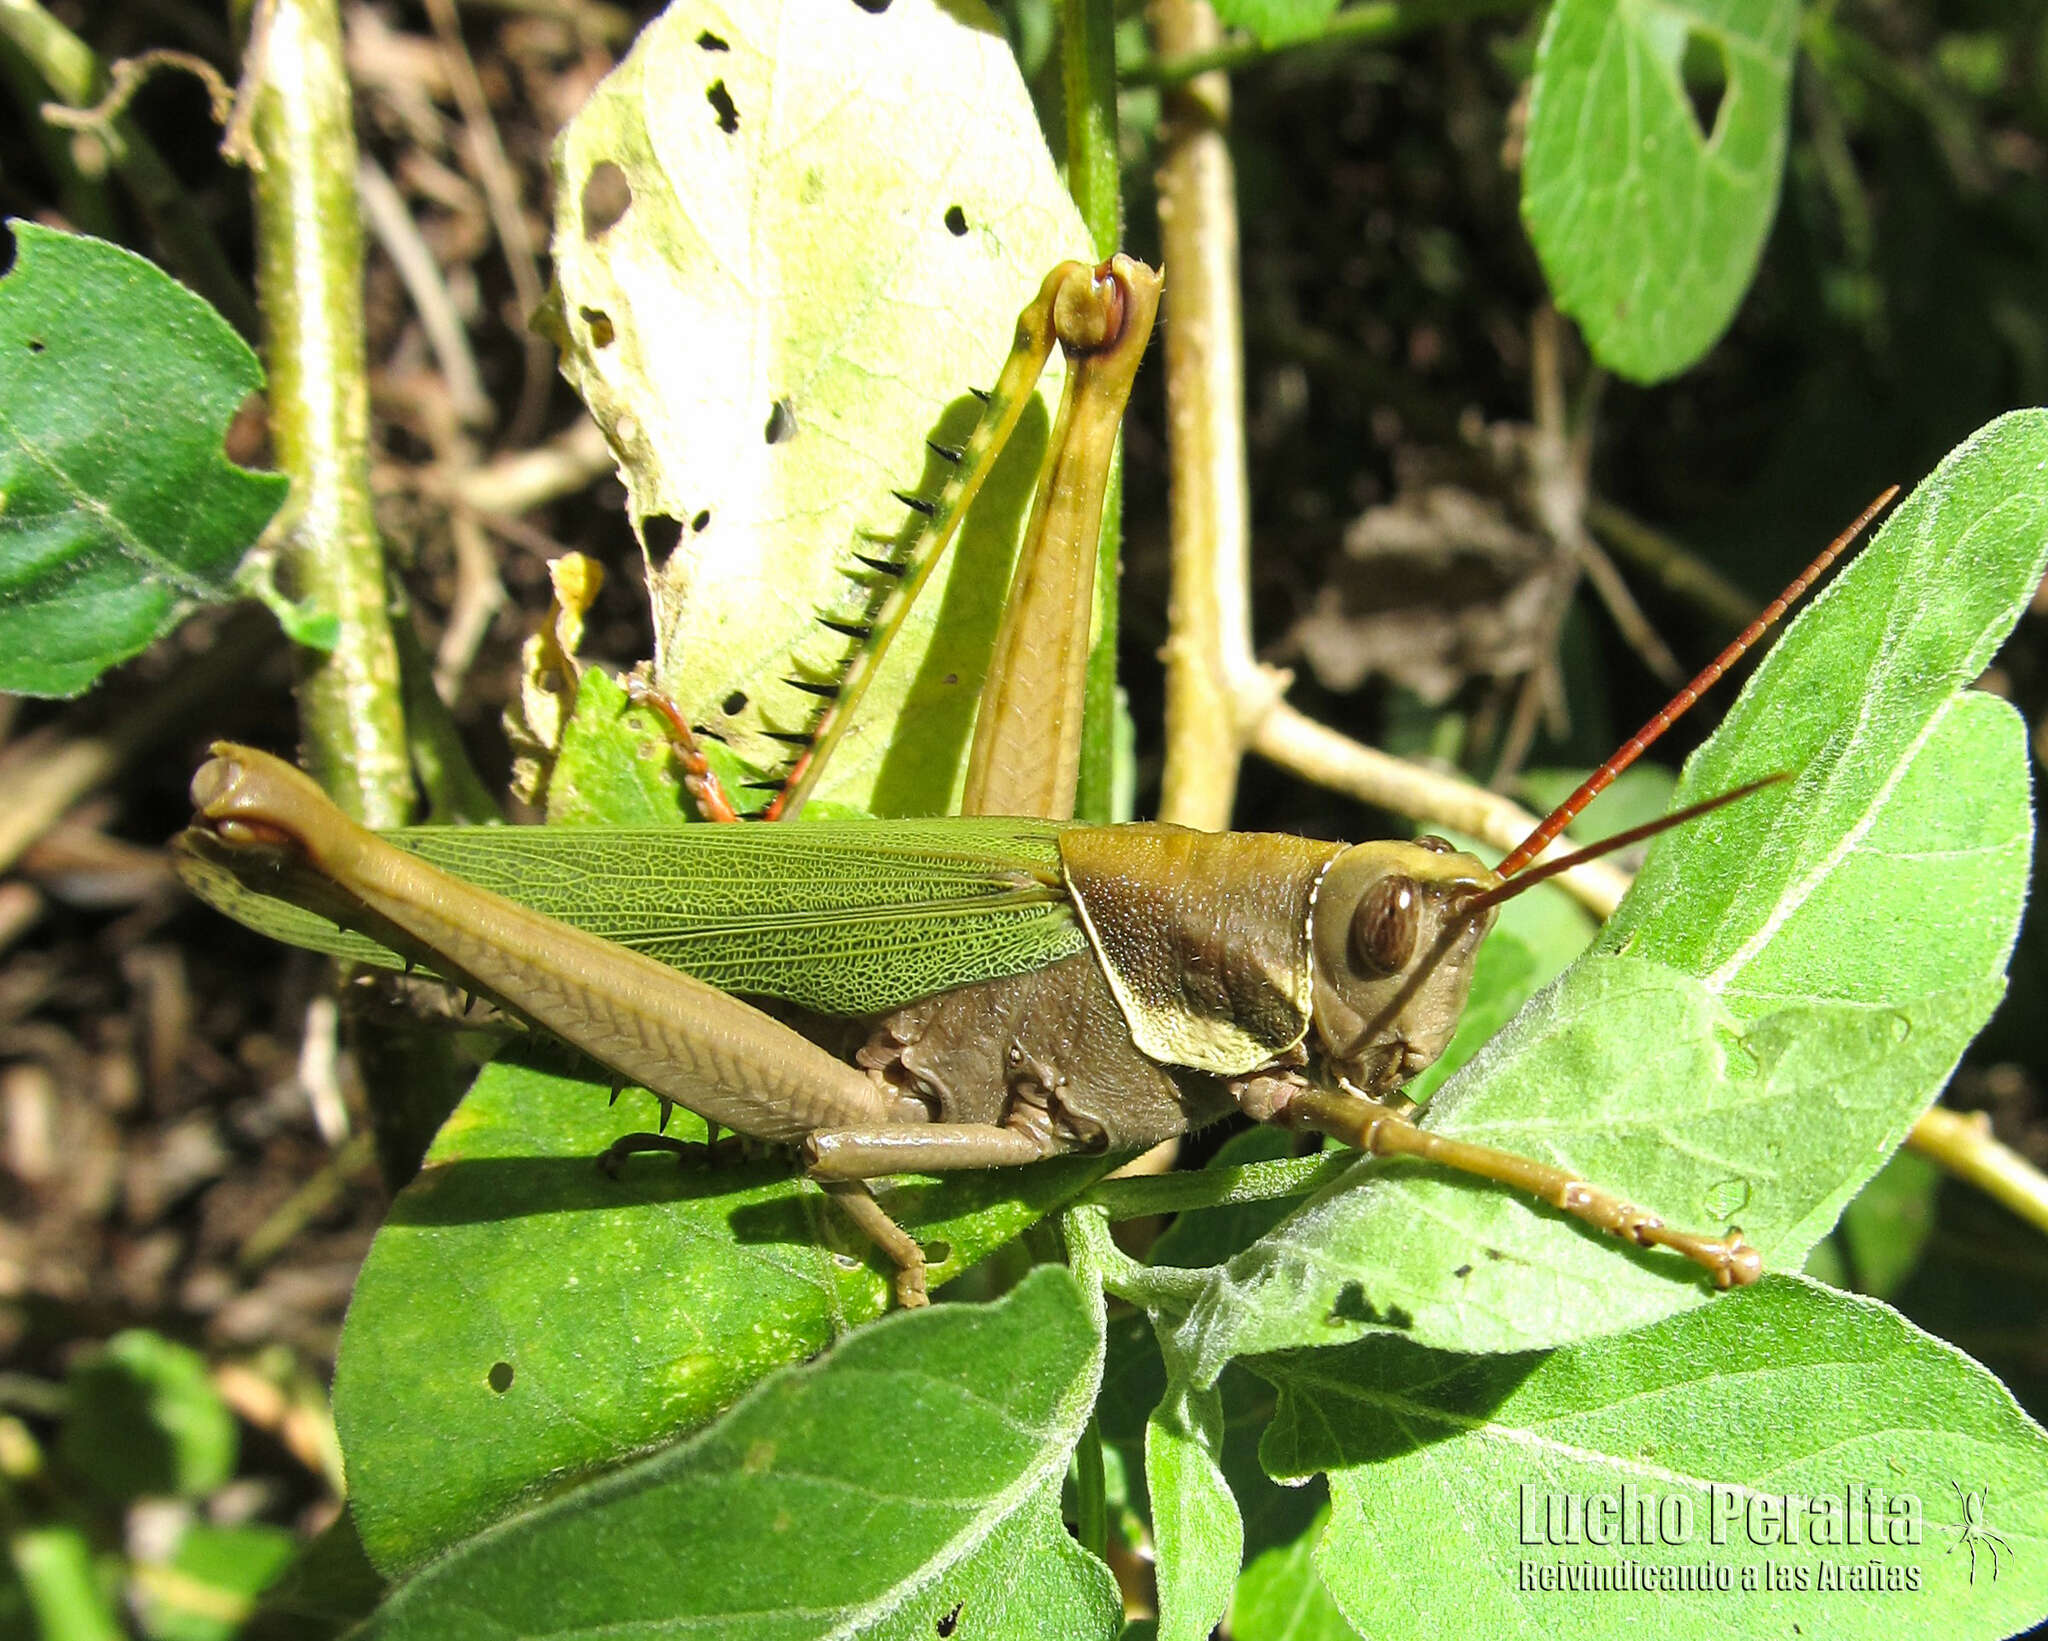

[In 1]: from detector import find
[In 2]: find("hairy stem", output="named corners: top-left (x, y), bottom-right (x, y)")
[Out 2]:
top-left (239, 0), bottom-right (411, 827)
top-left (1149, 0), bottom-right (1256, 833)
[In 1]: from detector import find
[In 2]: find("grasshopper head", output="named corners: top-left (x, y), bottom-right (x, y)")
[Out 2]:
top-left (1308, 838), bottom-right (1499, 1098)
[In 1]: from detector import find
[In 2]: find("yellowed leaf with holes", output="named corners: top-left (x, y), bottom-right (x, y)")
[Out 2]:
top-left (549, 0), bottom-right (1088, 815)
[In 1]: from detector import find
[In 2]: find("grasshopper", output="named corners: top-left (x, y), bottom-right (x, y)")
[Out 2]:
top-left (179, 255), bottom-right (1881, 1307)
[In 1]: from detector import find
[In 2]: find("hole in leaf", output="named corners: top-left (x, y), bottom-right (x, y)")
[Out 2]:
top-left (923, 1239), bottom-right (953, 1266)
top-left (937, 1601), bottom-right (963, 1637)
top-left (697, 29), bottom-right (729, 50)
top-left (722, 690), bottom-right (748, 716)
top-left (691, 509), bottom-right (712, 533)
top-left (581, 161), bottom-right (632, 238)
top-left (764, 397), bottom-right (796, 443)
top-left (707, 80), bottom-right (740, 134)
top-left (25, 338), bottom-right (45, 355)
top-left (225, 392), bottom-right (269, 467)
top-left (487, 1362), bottom-right (514, 1393)
top-left (579, 306), bottom-right (615, 348)
top-left (849, 0), bottom-right (892, 11)
top-left (943, 204), bottom-right (968, 237)
top-left (643, 514), bottom-right (686, 560)
top-left (1680, 28), bottom-right (1729, 143)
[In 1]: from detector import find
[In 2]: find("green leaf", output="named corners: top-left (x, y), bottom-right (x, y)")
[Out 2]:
top-left (9, 1526), bottom-right (122, 1641)
top-left (1208, 0), bottom-right (1340, 47)
top-left (1168, 412), bottom-right (2046, 1366)
top-left (1228, 1508), bottom-right (1355, 1641)
top-left (1519, 762), bottom-right (1679, 843)
top-left (1148, 1127), bottom-right (1307, 1271)
top-left (0, 223), bottom-right (285, 696)
top-left (335, 1058), bottom-right (1112, 1575)
top-left (1836, 1147), bottom-right (1941, 1299)
top-left (1147, 1380), bottom-right (1242, 1641)
top-left (134, 1524), bottom-right (297, 1641)
top-left (57, 1328), bottom-right (236, 1503)
top-left (237, 1511), bottom-right (386, 1641)
top-left (353, 1267), bottom-right (1120, 1640)
top-left (1258, 1278), bottom-right (2048, 1637)
top-left (548, 0), bottom-right (1088, 816)
top-left (1521, 0), bottom-right (1801, 382)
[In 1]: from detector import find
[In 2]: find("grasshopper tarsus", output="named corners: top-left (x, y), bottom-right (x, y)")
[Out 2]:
top-left (821, 1178), bottom-right (930, 1308)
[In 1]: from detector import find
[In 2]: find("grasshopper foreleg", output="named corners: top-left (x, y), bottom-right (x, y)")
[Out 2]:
top-left (1281, 1086), bottom-right (1763, 1289)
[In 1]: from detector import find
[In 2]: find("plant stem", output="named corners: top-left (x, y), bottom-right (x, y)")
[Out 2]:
top-left (1073, 1416), bottom-right (1108, 1558)
top-left (1063, 0), bottom-right (1121, 258)
top-left (1150, 0), bottom-right (1257, 833)
top-left (1585, 497), bottom-right (1761, 632)
top-left (1908, 1106), bottom-right (2048, 1245)
top-left (239, 0), bottom-right (411, 827)
top-left (1065, 0), bottom-right (1124, 825)
top-left (1124, 0), bottom-right (1536, 87)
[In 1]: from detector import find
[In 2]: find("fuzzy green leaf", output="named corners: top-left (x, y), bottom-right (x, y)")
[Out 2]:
top-left (353, 1268), bottom-right (1119, 1640)
top-left (1228, 1508), bottom-right (1354, 1641)
top-left (336, 1060), bottom-right (1111, 1575)
top-left (1172, 413), bottom-right (2045, 1367)
top-left (1147, 1380), bottom-right (1243, 1641)
top-left (1259, 1279), bottom-right (2048, 1638)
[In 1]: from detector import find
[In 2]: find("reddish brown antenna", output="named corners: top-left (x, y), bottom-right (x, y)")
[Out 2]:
top-left (1494, 486), bottom-right (1900, 880)
top-left (1468, 776), bottom-right (1786, 914)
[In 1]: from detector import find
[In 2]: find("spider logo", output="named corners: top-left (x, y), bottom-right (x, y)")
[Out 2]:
top-left (1947, 1482), bottom-right (2012, 1584)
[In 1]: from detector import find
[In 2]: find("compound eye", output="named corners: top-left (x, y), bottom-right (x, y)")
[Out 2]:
top-left (1352, 873), bottom-right (1420, 978)
top-left (1414, 834), bottom-right (1455, 854)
